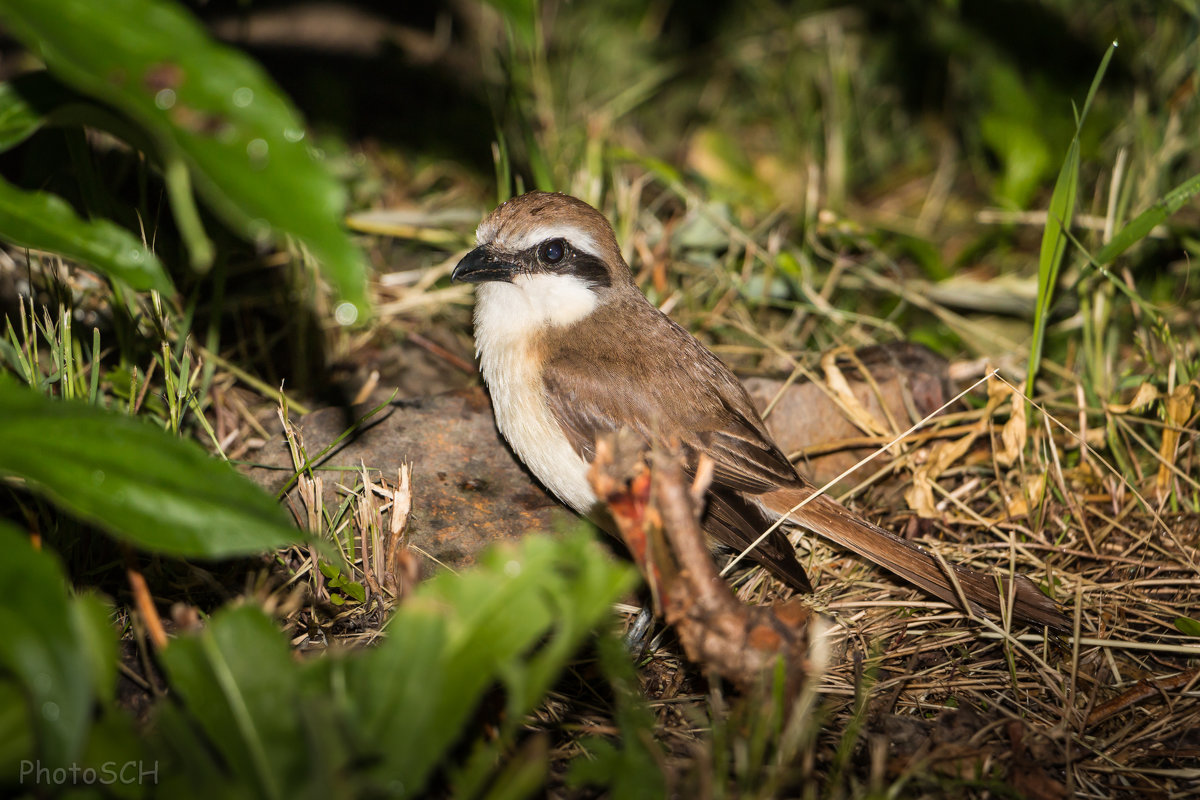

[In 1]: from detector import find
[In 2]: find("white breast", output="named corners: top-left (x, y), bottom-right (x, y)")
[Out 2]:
top-left (473, 274), bottom-right (600, 514)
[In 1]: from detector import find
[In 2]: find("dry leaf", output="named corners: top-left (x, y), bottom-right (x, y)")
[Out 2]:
top-left (1004, 471), bottom-right (1045, 518)
top-left (904, 431), bottom-right (979, 518)
top-left (904, 467), bottom-right (938, 518)
top-left (997, 381), bottom-right (1027, 467)
top-left (1156, 382), bottom-right (1198, 501)
top-left (821, 347), bottom-right (894, 438)
top-left (1106, 381), bottom-right (1159, 414)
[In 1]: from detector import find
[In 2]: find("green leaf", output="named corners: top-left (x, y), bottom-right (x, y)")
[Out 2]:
top-left (0, 0), bottom-right (368, 319)
top-left (71, 592), bottom-right (120, 706)
top-left (0, 378), bottom-right (301, 557)
top-left (480, 0), bottom-right (538, 46)
top-left (1174, 616), bottom-right (1200, 637)
top-left (1027, 42), bottom-right (1115, 392)
top-left (0, 678), bottom-right (35, 775)
top-left (482, 736), bottom-right (550, 800)
top-left (350, 530), bottom-right (636, 796)
top-left (318, 561), bottom-right (366, 604)
top-left (0, 522), bottom-right (96, 767)
top-left (0, 174), bottom-right (173, 294)
top-left (1028, 136), bottom-right (1079, 387)
top-left (340, 580), bottom-right (365, 604)
top-left (143, 532), bottom-right (632, 796)
top-left (0, 74), bottom-right (55, 152)
top-left (1094, 171), bottom-right (1200, 265)
top-left (979, 63), bottom-right (1056, 209)
top-left (160, 605), bottom-right (308, 800)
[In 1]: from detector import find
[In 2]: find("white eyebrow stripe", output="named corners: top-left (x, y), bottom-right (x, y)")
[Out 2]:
top-left (501, 224), bottom-right (603, 260)
top-left (475, 218), bottom-right (499, 245)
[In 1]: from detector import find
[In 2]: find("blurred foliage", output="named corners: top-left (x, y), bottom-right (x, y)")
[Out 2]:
top-left (0, 0), bottom-right (369, 318)
top-left (0, 527), bottom-right (638, 797)
top-left (0, 524), bottom-right (112, 772)
top-left (0, 375), bottom-right (302, 558)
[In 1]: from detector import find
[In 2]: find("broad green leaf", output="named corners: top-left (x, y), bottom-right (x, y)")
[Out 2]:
top-left (453, 533), bottom-right (642, 797)
top-left (483, 737), bottom-right (551, 800)
top-left (73, 710), bottom-right (153, 794)
top-left (0, 74), bottom-right (54, 152)
top-left (150, 533), bottom-right (631, 797)
top-left (351, 530), bottom-right (636, 796)
top-left (71, 592), bottom-right (120, 706)
top-left (0, 678), bottom-right (35, 775)
top-left (0, 175), bottom-right (172, 294)
top-left (0, 0), bottom-right (368, 320)
top-left (0, 523), bottom-right (94, 767)
top-left (1094, 171), bottom-right (1200, 265)
top-left (0, 72), bottom-right (102, 154)
top-left (144, 533), bottom-right (633, 796)
top-left (146, 689), bottom-right (255, 798)
top-left (0, 379), bottom-right (301, 557)
top-left (160, 606), bottom-right (307, 800)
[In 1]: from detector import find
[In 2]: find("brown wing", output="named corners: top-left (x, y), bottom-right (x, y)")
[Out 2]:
top-left (540, 300), bottom-right (812, 591)
top-left (541, 300), bottom-right (802, 490)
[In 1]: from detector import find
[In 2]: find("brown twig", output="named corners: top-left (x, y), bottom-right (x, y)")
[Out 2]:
top-left (405, 330), bottom-right (477, 374)
top-left (589, 430), bottom-right (824, 693)
top-left (1085, 666), bottom-right (1200, 728)
top-left (124, 547), bottom-right (168, 651)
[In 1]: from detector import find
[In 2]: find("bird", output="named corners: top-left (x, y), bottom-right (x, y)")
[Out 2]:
top-left (452, 190), bottom-right (1064, 629)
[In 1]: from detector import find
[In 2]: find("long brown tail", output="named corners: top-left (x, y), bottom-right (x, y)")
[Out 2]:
top-left (761, 487), bottom-right (1067, 630)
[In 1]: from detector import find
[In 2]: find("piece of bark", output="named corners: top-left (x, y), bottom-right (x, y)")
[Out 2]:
top-left (744, 342), bottom-right (953, 490)
top-left (242, 388), bottom-right (571, 578)
top-left (588, 432), bottom-right (826, 693)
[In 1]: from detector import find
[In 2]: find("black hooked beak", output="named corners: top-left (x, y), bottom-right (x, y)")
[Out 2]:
top-left (452, 246), bottom-right (518, 284)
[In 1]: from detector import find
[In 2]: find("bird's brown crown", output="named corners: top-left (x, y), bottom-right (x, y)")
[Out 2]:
top-left (475, 192), bottom-right (628, 281)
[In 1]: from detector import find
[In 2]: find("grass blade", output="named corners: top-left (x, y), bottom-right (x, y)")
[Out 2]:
top-left (1027, 42), bottom-right (1116, 393)
top-left (1094, 171), bottom-right (1200, 265)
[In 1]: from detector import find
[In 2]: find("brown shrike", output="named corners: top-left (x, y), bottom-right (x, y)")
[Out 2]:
top-left (453, 191), bottom-right (1063, 629)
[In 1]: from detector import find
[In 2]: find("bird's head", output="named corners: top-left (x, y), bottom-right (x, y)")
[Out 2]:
top-left (452, 192), bottom-right (636, 336)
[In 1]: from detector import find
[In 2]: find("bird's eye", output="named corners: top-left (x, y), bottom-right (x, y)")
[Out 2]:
top-left (538, 238), bottom-right (566, 265)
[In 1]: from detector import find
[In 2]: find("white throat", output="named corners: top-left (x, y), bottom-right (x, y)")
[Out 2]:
top-left (472, 273), bottom-right (600, 514)
top-left (473, 273), bottom-right (599, 344)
